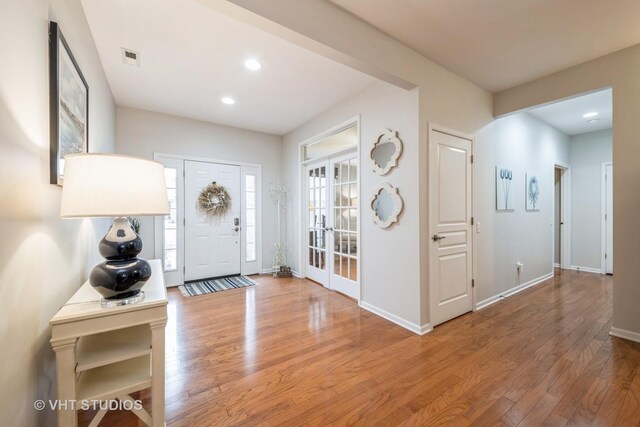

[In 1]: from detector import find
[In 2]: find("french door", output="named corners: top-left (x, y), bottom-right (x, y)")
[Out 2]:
top-left (305, 152), bottom-right (359, 300)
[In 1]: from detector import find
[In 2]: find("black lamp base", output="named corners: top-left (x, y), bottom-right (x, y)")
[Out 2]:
top-left (89, 217), bottom-right (152, 303)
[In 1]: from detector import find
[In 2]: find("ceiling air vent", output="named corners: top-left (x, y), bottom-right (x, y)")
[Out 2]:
top-left (121, 48), bottom-right (140, 66)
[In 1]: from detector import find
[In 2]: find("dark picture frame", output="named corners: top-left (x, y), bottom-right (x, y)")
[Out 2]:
top-left (49, 21), bottom-right (89, 186)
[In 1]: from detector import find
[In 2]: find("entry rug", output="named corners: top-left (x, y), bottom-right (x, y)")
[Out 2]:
top-left (178, 276), bottom-right (257, 297)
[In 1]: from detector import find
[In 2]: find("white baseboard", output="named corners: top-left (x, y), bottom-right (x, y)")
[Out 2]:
top-left (475, 272), bottom-right (554, 311)
top-left (553, 263), bottom-right (560, 268)
top-left (610, 327), bottom-right (640, 343)
top-left (262, 268), bottom-right (304, 278)
top-left (569, 265), bottom-right (602, 274)
top-left (359, 301), bottom-right (432, 335)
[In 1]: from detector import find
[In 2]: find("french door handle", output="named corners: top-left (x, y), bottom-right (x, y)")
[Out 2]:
top-left (234, 227), bottom-right (240, 232)
top-left (324, 227), bottom-right (334, 231)
top-left (432, 234), bottom-right (446, 242)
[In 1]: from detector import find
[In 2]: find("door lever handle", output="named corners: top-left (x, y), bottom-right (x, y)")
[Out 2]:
top-left (432, 234), bottom-right (446, 242)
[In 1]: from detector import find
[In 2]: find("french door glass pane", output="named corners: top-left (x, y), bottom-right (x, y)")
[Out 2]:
top-left (308, 165), bottom-right (327, 271)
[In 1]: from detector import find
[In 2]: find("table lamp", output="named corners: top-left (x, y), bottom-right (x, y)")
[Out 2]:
top-left (61, 154), bottom-right (169, 307)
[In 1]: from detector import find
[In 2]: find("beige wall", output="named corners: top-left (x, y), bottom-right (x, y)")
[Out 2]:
top-left (284, 81), bottom-right (422, 329)
top-left (221, 0), bottom-right (493, 328)
top-left (0, 0), bottom-right (116, 425)
top-left (474, 113), bottom-right (570, 306)
top-left (116, 106), bottom-right (283, 271)
top-left (494, 44), bottom-right (640, 335)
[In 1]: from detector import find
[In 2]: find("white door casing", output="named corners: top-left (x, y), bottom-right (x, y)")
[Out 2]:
top-left (153, 156), bottom-right (184, 287)
top-left (603, 162), bottom-right (613, 274)
top-left (184, 161), bottom-right (241, 280)
top-left (429, 126), bottom-right (474, 327)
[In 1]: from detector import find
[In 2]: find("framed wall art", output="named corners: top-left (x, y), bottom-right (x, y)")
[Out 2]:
top-left (496, 166), bottom-right (514, 211)
top-left (49, 21), bottom-right (89, 185)
top-left (526, 173), bottom-right (541, 211)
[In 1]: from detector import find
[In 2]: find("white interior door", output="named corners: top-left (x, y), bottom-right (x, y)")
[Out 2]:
top-left (185, 161), bottom-right (241, 281)
top-left (605, 163), bottom-right (613, 274)
top-left (304, 153), bottom-right (360, 300)
top-left (305, 161), bottom-right (330, 285)
top-left (429, 128), bottom-right (473, 326)
top-left (328, 153), bottom-right (359, 300)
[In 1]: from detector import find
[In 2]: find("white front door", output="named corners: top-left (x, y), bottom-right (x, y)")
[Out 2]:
top-left (305, 153), bottom-right (360, 300)
top-left (185, 160), bottom-right (241, 281)
top-left (429, 128), bottom-right (473, 326)
top-left (605, 163), bottom-right (613, 274)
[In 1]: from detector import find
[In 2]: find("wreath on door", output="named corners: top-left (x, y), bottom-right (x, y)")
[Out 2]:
top-left (198, 181), bottom-right (232, 217)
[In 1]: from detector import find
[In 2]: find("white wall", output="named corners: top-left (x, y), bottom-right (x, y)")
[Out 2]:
top-left (115, 106), bottom-right (283, 270)
top-left (475, 113), bottom-right (570, 306)
top-left (283, 81), bottom-right (422, 328)
top-left (570, 129), bottom-right (612, 271)
top-left (554, 168), bottom-right (561, 265)
top-left (0, 0), bottom-right (116, 425)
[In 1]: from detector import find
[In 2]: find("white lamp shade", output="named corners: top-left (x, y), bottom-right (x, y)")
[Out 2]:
top-left (61, 154), bottom-right (170, 218)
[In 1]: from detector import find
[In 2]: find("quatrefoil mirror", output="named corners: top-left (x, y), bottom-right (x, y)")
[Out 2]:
top-left (370, 183), bottom-right (403, 228)
top-left (370, 129), bottom-right (403, 175)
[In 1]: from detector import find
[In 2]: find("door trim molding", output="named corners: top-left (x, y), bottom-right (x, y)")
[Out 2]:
top-left (428, 123), bottom-right (476, 324)
top-left (601, 161), bottom-right (613, 275)
top-left (554, 162), bottom-right (571, 271)
top-left (297, 116), bottom-right (361, 302)
top-left (153, 153), bottom-right (263, 284)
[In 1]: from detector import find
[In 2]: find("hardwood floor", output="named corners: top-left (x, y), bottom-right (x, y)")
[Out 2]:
top-left (79, 269), bottom-right (640, 426)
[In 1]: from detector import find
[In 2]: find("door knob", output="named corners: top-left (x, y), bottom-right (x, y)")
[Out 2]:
top-left (234, 227), bottom-right (240, 232)
top-left (432, 234), bottom-right (446, 242)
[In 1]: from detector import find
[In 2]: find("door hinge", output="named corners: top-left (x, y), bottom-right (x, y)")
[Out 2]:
top-left (605, 214), bottom-right (607, 221)
top-left (183, 266), bottom-right (186, 273)
top-left (471, 217), bottom-right (474, 225)
top-left (183, 217), bottom-right (186, 226)
top-left (605, 253), bottom-right (608, 260)
top-left (471, 155), bottom-right (474, 164)
top-left (472, 279), bottom-right (475, 288)
top-left (183, 169), bottom-right (185, 178)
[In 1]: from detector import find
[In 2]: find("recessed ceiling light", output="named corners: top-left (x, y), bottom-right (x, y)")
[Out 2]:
top-left (221, 97), bottom-right (235, 105)
top-left (588, 118), bottom-right (600, 124)
top-left (583, 112), bottom-right (598, 119)
top-left (244, 59), bottom-right (262, 71)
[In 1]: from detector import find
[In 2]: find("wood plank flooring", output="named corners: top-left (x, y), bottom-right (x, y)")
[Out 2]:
top-left (78, 269), bottom-right (640, 426)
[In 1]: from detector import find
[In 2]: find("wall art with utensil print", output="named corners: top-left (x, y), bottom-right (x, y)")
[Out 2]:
top-left (496, 166), bottom-right (515, 211)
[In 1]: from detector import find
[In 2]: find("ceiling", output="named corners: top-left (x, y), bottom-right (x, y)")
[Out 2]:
top-left (330, 0), bottom-right (640, 92)
top-left (81, 0), bottom-right (375, 135)
top-left (527, 89), bottom-right (612, 135)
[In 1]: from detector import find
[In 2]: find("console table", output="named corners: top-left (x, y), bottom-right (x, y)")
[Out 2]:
top-left (50, 259), bottom-right (167, 427)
